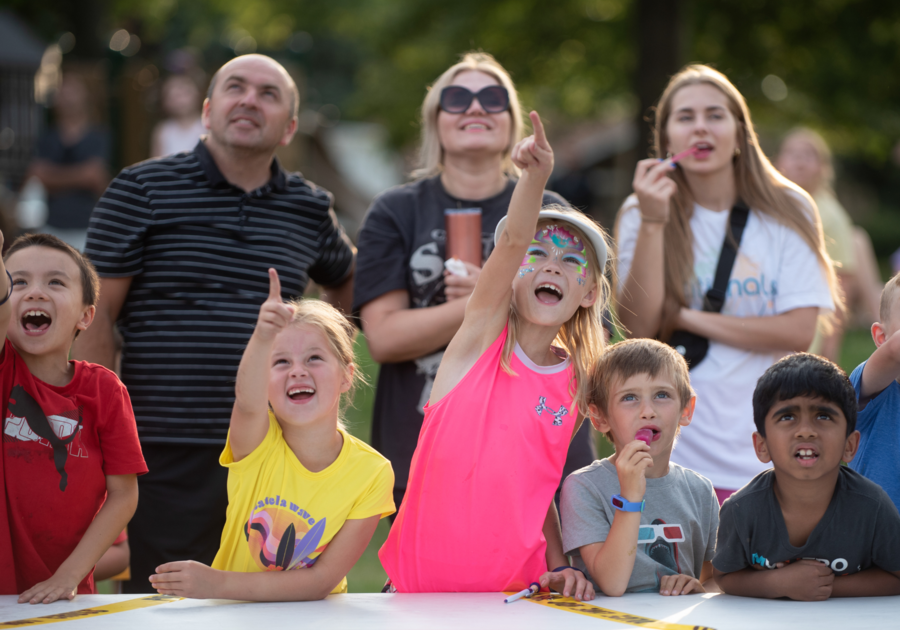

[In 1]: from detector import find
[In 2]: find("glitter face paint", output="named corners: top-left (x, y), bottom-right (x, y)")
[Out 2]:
top-left (520, 224), bottom-right (589, 284)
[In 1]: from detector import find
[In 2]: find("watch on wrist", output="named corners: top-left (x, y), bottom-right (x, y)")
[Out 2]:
top-left (611, 494), bottom-right (645, 512)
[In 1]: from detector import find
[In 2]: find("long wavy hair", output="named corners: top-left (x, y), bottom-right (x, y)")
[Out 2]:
top-left (501, 207), bottom-right (612, 416)
top-left (412, 51), bottom-right (525, 180)
top-left (617, 64), bottom-right (841, 339)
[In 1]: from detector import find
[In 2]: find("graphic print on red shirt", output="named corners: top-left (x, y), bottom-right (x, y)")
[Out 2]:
top-left (0, 340), bottom-right (147, 595)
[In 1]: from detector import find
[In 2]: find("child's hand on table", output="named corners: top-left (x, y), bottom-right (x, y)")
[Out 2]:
top-left (538, 566), bottom-right (595, 601)
top-left (774, 559), bottom-right (834, 601)
top-left (150, 560), bottom-right (223, 599)
top-left (18, 572), bottom-right (78, 604)
top-left (659, 573), bottom-right (705, 596)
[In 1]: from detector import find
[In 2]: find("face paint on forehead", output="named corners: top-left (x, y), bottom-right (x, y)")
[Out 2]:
top-left (535, 224), bottom-right (584, 252)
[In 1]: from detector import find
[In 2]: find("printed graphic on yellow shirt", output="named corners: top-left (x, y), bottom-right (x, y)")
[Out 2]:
top-left (245, 494), bottom-right (327, 571)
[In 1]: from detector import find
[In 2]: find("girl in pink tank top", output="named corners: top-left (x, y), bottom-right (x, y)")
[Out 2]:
top-left (379, 112), bottom-right (610, 598)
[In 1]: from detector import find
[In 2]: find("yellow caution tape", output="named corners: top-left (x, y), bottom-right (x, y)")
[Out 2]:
top-left (523, 593), bottom-right (716, 630)
top-left (0, 594), bottom-right (182, 628)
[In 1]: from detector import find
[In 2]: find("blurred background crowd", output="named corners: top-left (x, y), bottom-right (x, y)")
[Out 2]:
top-left (2, 0), bottom-right (900, 592)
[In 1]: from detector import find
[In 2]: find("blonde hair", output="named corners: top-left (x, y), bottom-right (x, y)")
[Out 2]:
top-left (780, 127), bottom-right (835, 194)
top-left (412, 51), bottom-right (525, 180)
top-left (617, 64), bottom-right (841, 339)
top-left (588, 338), bottom-right (693, 444)
top-left (500, 206), bottom-right (612, 416)
top-left (284, 299), bottom-right (366, 427)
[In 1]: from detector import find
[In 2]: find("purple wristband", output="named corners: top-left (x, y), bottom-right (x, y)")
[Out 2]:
top-left (552, 565), bottom-right (585, 576)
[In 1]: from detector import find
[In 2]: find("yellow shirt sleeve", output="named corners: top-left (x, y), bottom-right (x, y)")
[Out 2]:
top-left (348, 458), bottom-right (395, 521)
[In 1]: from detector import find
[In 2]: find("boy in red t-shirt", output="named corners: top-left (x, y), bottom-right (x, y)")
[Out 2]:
top-left (0, 232), bottom-right (147, 604)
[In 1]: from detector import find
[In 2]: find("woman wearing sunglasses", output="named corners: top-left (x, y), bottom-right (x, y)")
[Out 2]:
top-left (353, 51), bottom-right (596, 515)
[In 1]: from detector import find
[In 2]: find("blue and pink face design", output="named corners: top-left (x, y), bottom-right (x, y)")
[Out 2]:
top-left (519, 224), bottom-right (589, 285)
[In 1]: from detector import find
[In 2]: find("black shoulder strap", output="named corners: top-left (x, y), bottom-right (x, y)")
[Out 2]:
top-left (702, 201), bottom-right (750, 313)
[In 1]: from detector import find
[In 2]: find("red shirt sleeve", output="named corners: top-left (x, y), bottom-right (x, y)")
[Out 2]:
top-left (94, 369), bottom-right (148, 476)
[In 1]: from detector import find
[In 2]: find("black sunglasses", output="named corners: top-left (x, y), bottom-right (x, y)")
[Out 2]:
top-left (439, 85), bottom-right (510, 114)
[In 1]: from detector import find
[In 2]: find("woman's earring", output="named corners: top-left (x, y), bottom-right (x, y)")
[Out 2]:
top-left (666, 151), bottom-right (673, 159)
top-left (734, 146), bottom-right (741, 157)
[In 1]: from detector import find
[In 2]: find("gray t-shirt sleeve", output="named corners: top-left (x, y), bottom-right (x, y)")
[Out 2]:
top-left (561, 470), bottom-right (612, 555)
top-left (705, 484), bottom-right (720, 563)
top-left (712, 499), bottom-right (750, 573)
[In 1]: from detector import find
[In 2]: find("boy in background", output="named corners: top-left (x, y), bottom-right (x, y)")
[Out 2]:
top-left (847, 271), bottom-right (900, 510)
top-left (714, 353), bottom-right (900, 600)
top-left (561, 339), bottom-right (718, 596)
top-left (0, 233), bottom-right (146, 603)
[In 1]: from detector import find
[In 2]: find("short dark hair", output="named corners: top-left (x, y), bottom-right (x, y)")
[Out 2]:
top-left (4, 233), bottom-right (100, 308)
top-left (752, 353), bottom-right (857, 437)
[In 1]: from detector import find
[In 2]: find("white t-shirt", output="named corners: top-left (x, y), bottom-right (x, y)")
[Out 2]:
top-left (616, 196), bottom-right (834, 489)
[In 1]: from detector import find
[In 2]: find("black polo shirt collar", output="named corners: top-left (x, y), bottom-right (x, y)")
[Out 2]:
top-left (194, 139), bottom-right (288, 194)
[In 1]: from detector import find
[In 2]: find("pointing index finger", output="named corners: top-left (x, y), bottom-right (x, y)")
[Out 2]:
top-left (529, 111), bottom-right (549, 150)
top-left (268, 268), bottom-right (282, 301)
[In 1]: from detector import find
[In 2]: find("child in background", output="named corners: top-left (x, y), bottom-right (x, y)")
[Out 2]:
top-left (0, 233), bottom-right (146, 603)
top-left (150, 271), bottom-right (394, 600)
top-left (714, 353), bottom-right (900, 600)
top-left (847, 271), bottom-right (900, 510)
top-left (562, 339), bottom-right (718, 596)
top-left (379, 112), bottom-right (606, 599)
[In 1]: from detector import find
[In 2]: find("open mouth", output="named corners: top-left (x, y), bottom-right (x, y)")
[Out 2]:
top-left (535, 283), bottom-right (563, 305)
top-left (22, 310), bottom-right (52, 334)
top-left (287, 387), bottom-right (315, 402)
top-left (635, 428), bottom-right (660, 444)
top-left (794, 446), bottom-right (819, 467)
top-left (692, 142), bottom-right (713, 159)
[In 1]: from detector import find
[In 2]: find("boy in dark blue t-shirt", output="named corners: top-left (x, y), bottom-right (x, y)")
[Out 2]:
top-left (714, 353), bottom-right (900, 600)
top-left (847, 271), bottom-right (900, 510)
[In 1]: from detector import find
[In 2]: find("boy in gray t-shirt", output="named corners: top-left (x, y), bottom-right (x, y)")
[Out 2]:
top-left (561, 339), bottom-right (719, 596)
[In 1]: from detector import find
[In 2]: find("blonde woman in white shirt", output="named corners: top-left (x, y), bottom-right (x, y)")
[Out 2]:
top-left (615, 65), bottom-right (842, 503)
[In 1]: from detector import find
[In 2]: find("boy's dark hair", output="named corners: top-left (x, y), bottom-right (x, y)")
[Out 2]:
top-left (588, 338), bottom-right (694, 443)
top-left (752, 353), bottom-right (857, 437)
top-left (4, 233), bottom-right (100, 307)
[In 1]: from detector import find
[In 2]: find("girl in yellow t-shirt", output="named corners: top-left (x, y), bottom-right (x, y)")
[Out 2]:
top-left (150, 269), bottom-right (395, 600)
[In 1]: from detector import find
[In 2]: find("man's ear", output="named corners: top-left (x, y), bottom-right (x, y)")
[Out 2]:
top-left (279, 117), bottom-right (298, 147)
top-left (679, 395), bottom-right (697, 427)
top-left (752, 431), bottom-right (771, 464)
top-left (201, 98), bottom-right (211, 129)
top-left (842, 430), bottom-right (860, 464)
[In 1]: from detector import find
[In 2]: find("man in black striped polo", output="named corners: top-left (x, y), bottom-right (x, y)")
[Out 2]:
top-left (73, 54), bottom-right (355, 593)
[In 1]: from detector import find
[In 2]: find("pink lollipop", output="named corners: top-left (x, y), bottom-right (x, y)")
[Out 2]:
top-left (635, 429), bottom-right (654, 445)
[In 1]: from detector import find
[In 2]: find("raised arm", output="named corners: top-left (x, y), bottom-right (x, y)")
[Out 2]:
top-left (230, 269), bottom-right (296, 461)
top-left (578, 441), bottom-right (651, 597)
top-left (860, 326), bottom-right (900, 402)
top-left (617, 160), bottom-right (678, 338)
top-left (428, 112), bottom-right (554, 401)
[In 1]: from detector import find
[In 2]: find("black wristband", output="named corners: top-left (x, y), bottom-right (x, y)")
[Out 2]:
top-left (0, 271), bottom-right (12, 307)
